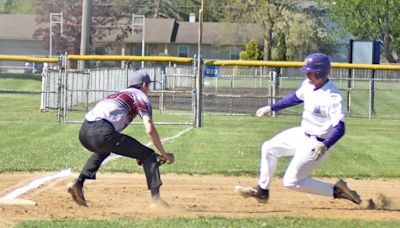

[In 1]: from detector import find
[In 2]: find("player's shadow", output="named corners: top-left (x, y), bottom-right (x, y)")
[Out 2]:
top-left (311, 206), bottom-right (400, 212)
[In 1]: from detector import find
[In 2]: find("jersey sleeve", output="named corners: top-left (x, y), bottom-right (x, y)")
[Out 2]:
top-left (135, 94), bottom-right (152, 118)
top-left (295, 80), bottom-right (308, 101)
top-left (328, 94), bottom-right (345, 126)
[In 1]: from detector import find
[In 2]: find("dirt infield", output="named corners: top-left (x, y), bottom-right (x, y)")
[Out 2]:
top-left (1, 172), bottom-right (400, 226)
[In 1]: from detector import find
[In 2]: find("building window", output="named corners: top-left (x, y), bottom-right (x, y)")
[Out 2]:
top-left (230, 47), bottom-right (241, 60)
top-left (178, 45), bottom-right (189, 57)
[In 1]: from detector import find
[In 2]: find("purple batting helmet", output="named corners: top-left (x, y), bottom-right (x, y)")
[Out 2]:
top-left (300, 53), bottom-right (331, 78)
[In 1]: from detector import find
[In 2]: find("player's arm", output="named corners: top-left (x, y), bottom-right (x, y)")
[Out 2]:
top-left (322, 121), bottom-right (345, 148)
top-left (142, 115), bottom-right (175, 163)
top-left (257, 92), bottom-right (303, 117)
top-left (313, 96), bottom-right (345, 161)
top-left (312, 121), bottom-right (345, 161)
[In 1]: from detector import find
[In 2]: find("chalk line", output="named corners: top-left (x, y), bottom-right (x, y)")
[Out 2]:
top-left (0, 127), bottom-right (192, 200)
top-left (0, 169), bottom-right (71, 200)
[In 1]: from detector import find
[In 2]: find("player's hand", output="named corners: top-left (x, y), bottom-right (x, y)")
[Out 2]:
top-left (256, 106), bottom-right (272, 117)
top-left (161, 153), bottom-right (175, 164)
top-left (312, 142), bottom-right (328, 161)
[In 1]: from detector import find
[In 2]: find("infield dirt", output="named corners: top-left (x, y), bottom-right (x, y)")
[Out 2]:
top-left (1, 172), bottom-right (400, 226)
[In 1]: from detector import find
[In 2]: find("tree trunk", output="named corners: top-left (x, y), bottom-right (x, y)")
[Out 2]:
top-left (263, 26), bottom-right (273, 61)
top-left (383, 34), bottom-right (395, 63)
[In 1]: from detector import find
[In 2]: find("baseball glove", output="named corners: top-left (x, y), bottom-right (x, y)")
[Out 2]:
top-left (312, 142), bottom-right (328, 161)
top-left (136, 153), bottom-right (174, 166)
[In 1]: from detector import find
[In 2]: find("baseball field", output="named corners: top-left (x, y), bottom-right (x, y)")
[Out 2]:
top-left (1, 79), bottom-right (400, 227)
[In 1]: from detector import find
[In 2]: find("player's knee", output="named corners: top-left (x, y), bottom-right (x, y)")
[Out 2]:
top-left (261, 141), bottom-right (272, 157)
top-left (141, 150), bottom-right (157, 163)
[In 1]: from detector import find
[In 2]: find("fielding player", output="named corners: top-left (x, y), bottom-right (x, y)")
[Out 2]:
top-left (68, 70), bottom-right (174, 208)
top-left (236, 53), bottom-right (361, 205)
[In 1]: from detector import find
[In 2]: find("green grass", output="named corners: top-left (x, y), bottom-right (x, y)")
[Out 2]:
top-left (15, 216), bottom-right (400, 228)
top-left (1, 78), bottom-right (400, 177)
top-left (1, 113), bottom-right (400, 178)
top-left (0, 78), bottom-right (42, 90)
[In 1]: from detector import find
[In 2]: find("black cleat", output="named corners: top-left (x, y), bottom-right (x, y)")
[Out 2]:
top-left (67, 181), bottom-right (88, 207)
top-left (334, 179), bottom-right (362, 205)
top-left (235, 185), bottom-right (269, 203)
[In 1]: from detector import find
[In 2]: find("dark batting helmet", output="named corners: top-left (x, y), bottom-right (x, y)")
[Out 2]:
top-left (300, 53), bottom-right (331, 79)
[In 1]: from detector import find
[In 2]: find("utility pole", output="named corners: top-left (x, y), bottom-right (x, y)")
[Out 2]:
top-left (79, 0), bottom-right (92, 70)
top-left (195, 0), bottom-right (204, 128)
top-left (49, 12), bottom-right (63, 57)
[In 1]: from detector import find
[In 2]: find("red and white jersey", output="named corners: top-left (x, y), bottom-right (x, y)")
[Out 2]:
top-left (296, 79), bottom-right (345, 138)
top-left (85, 88), bottom-right (152, 132)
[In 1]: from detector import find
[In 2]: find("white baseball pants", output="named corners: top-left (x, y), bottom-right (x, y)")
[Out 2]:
top-left (258, 127), bottom-right (334, 196)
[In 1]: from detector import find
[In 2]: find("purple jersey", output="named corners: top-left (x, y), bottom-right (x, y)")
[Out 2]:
top-left (85, 88), bottom-right (152, 132)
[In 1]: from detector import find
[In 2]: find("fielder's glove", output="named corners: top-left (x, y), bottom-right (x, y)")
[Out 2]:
top-left (158, 153), bottom-right (175, 165)
top-left (136, 153), bottom-right (175, 167)
top-left (312, 142), bottom-right (328, 161)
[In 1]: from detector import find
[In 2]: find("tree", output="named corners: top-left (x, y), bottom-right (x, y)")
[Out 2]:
top-left (278, 9), bottom-right (334, 60)
top-left (128, 0), bottom-right (181, 19)
top-left (222, 0), bottom-right (333, 61)
top-left (223, 0), bottom-right (295, 60)
top-left (33, 0), bottom-right (204, 55)
top-left (0, 0), bottom-right (36, 14)
top-left (317, 0), bottom-right (400, 63)
top-left (240, 39), bottom-right (262, 60)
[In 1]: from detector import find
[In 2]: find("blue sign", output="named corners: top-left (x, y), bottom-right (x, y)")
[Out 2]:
top-left (204, 65), bottom-right (220, 77)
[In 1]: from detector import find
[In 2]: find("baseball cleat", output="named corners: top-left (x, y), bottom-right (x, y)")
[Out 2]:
top-left (235, 185), bottom-right (269, 203)
top-left (334, 179), bottom-right (362, 205)
top-left (67, 181), bottom-right (88, 207)
top-left (150, 197), bottom-right (170, 209)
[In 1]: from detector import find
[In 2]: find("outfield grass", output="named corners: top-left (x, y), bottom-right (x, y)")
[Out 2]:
top-left (1, 79), bottom-right (400, 176)
top-left (15, 216), bottom-right (400, 228)
top-left (1, 112), bottom-right (400, 178)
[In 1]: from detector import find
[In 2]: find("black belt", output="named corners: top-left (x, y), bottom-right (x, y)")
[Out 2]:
top-left (305, 132), bottom-right (325, 142)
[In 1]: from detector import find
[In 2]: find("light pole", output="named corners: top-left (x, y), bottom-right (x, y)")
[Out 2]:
top-left (49, 12), bottom-right (63, 57)
top-left (132, 14), bottom-right (145, 68)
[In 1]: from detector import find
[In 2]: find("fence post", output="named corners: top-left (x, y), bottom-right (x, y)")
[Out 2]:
top-left (369, 69), bottom-right (376, 120)
top-left (193, 54), bottom-right (203, 127)
top-left (62, 54), bottom-right (68, 123)
top-left (57, 54), bottom-right (66, 123)
top-left (270, 70), bottom-right (278, 117)
top-left (160, 70), bottom-right (165, 114)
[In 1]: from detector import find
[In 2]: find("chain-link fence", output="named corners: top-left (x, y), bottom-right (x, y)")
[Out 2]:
top-left (201, 64), bottom-right (400, 120)
top-left (0, 58), bottom-right (61, 124)
top-left (1, 55), bottom-right (400, 126)
top-left (53, 57), bottom-right (196, 125)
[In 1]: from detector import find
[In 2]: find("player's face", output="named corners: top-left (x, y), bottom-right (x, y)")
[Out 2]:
top-left (142, 82), bottom-right (151, 95)
top-left (305, 72), bottom-right (325, 88)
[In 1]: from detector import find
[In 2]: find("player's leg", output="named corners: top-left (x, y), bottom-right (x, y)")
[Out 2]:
top-left (236, 127), bottom-right (303, 202)
top-left (109, 133), bottom-right (167, 207)
top-left (258, 127), bottom-right (304, 190)
top-left (282, 143), bottom-right (360, 204)
top-left (282, 136), bottom-right (334, 196)
top-left (68, 119), bottom-right (112, 206)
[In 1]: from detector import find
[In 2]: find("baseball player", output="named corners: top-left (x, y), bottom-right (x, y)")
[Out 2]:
top-left (236, 53), bottom-right (361, 205)
top-left (68, 70), bottom-right (174, 208)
